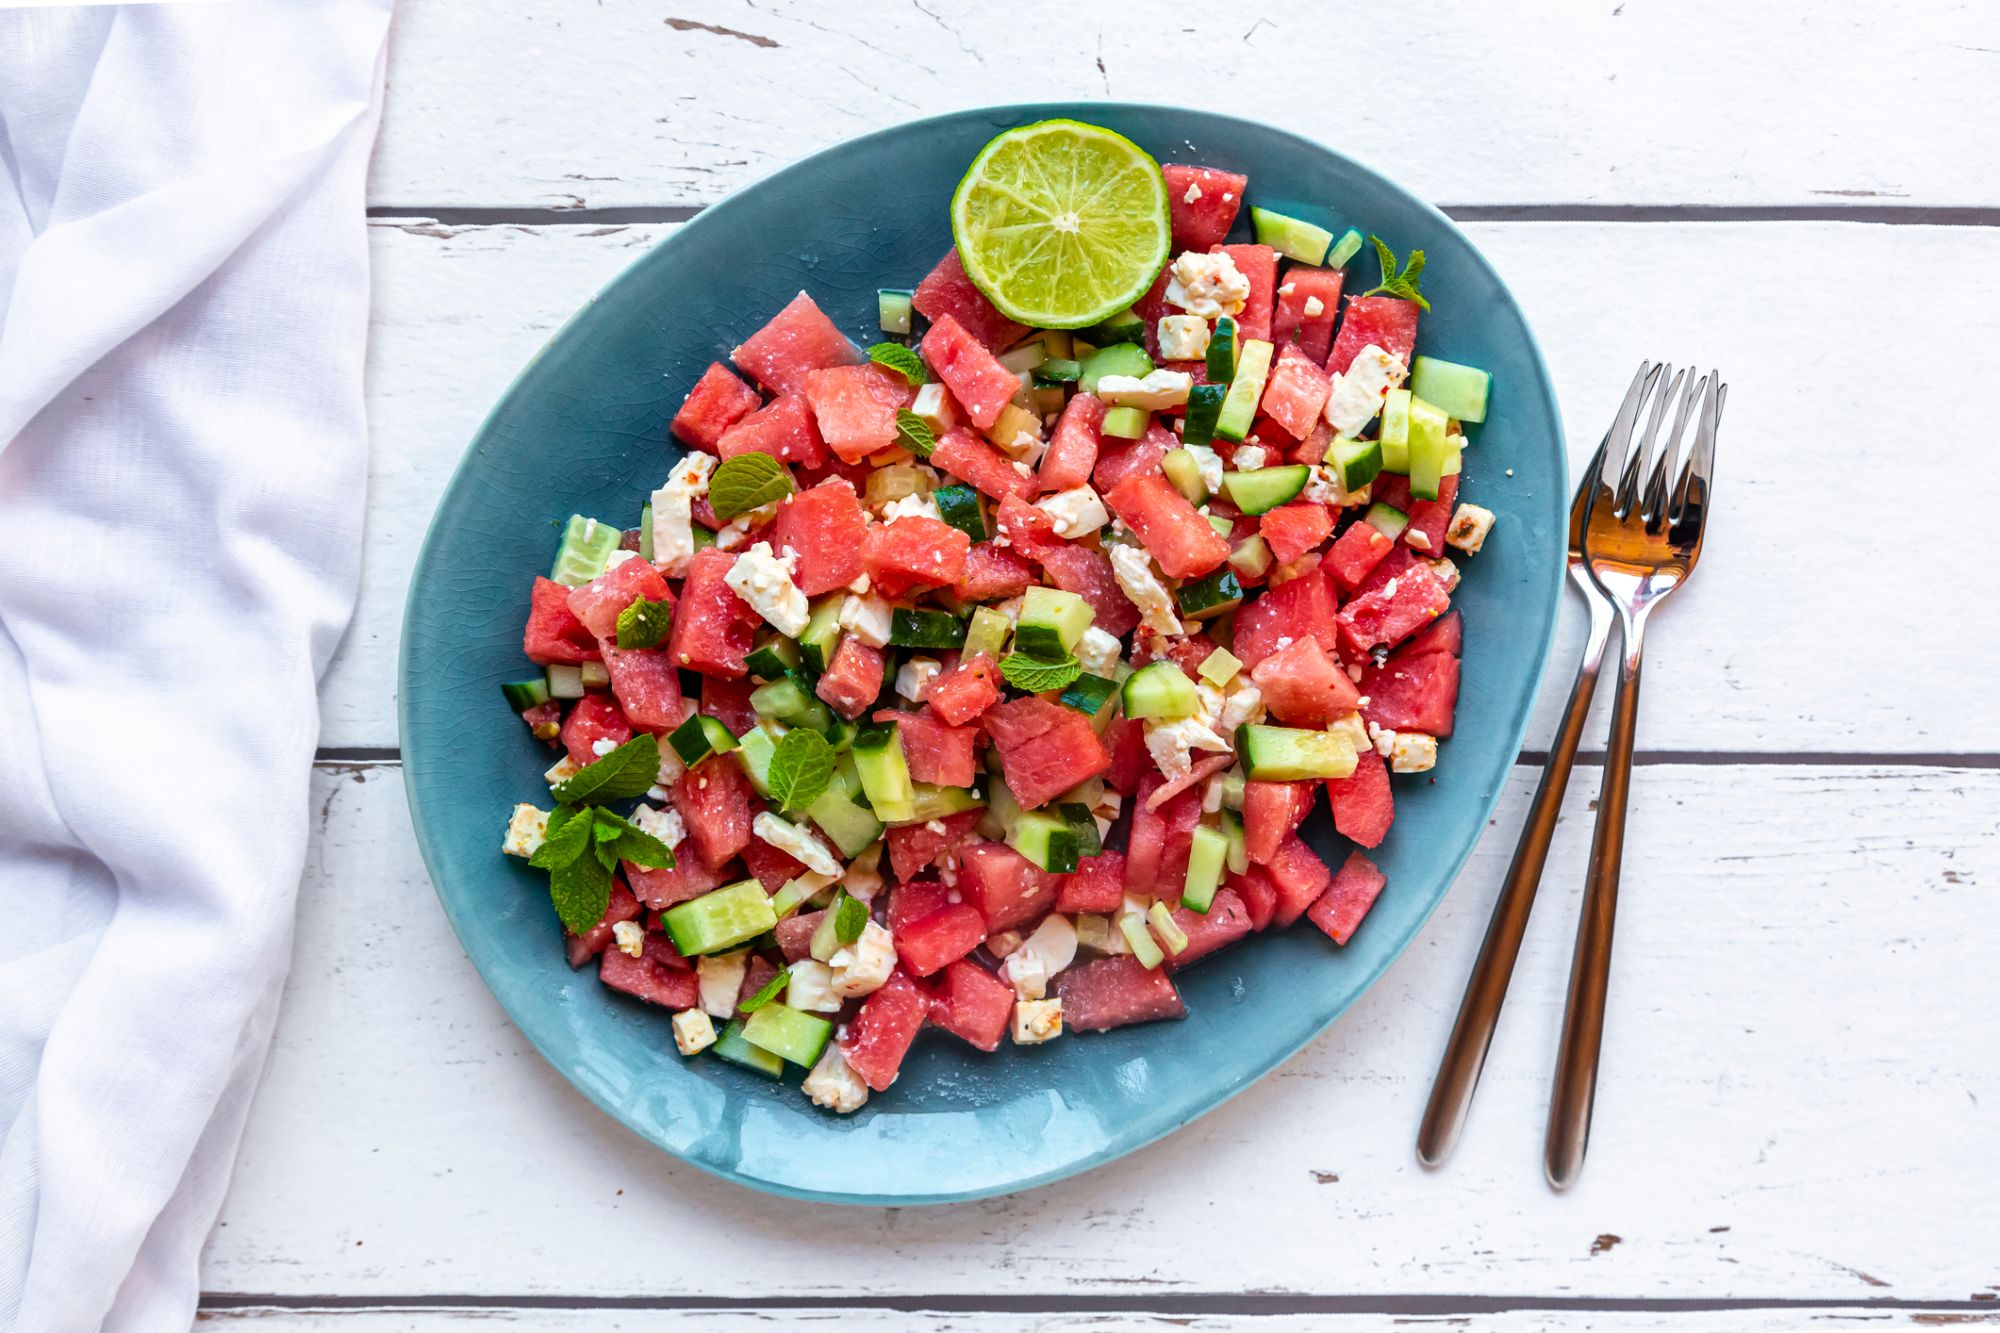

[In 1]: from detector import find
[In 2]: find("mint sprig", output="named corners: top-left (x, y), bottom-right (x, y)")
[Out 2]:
top-left (548, 849), bottom-right (614, 935)
top-left (833, 890), bottom-right (869, 944)
top-left (1001, 651), bottom-right (1083, 694)
top-left (894, 408), bottom-right (936, 458)
top-left (868, 342), bottom-right (929, 386)
top-left (526, 803), bottom-right (674, 935)
top-left (767, 727), bottom-right (835, 813)
top-left (615, 596), bottom-right (674, 649)
top-left (589, 808), bottom-right (675, 870)
top-left (737, 966), bottom-right (791, 1014)
top-left (551, 733), bottom-right (661, 805)
top-left (709, 452), bottom-right (794, 520)
top-left (1362, 236), bottom-right (1430, 312)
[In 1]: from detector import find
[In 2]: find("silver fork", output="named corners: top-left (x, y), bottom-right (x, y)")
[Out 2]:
top-left (1415, 366), bottom-right (1648, 1169)
top-left (1545, 361), bottom-right (1726, 1189)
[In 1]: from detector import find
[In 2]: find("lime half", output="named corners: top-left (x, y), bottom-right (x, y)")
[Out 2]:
top-left (951, 120), bottom-right (1171, 331)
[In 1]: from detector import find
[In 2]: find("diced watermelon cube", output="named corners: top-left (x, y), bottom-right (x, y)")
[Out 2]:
top-left (1328, 749), bottom-right (1395, 848)
top-left (1326, 520), bottom-right (1396, 593)
top-left (1306, 850), bottom-right (1388, 945)
top-left (956, 840), bottom-right (1059, 933)
top-left (1272, 266), bottom-right (1346, 362)
top-left (920, 314), bottom-right (1019, 429)
top-left (912, 248), bottom-right (1029, 351)
top-left (1161, 164), bottom-right (1247, 250)
top-left (668, 548), bottom-right (760, 677)
top-left (1103, 716), bottom-right (1149, 796)
top-left (625, 842), bottom-right (728, 911)
top-left (1327, 295), bottom-right (1420, 375)
top-left (1039, 543), bottom-right (1140, 637)
top-left (1056, 850), bottom-right (1127, 914)
top-left (1231, 567), bottom-right (1341, 669)
top-left (861, 515), bottom-right (971, 599)
top-left (1241, 778), bottom-right (1314, 866)
top-left (671, 363), bottom-right (761, 453)
top-left (524, 576), bottom-right (601, 665)
top-left (776, 910), bottom-right (822, 963)
top-left (1160, 888), bottom-right (1253, 970)
top-left (1225, 866), bottom-right (1279, 931)
top-left (1054, 956), bottom-right (1186, 1032)
top-left (896, 902), bottom-right (988, 978)
top-left (1143, 753), bottom-right (1234, 815)
top-left (1291, 420), bottom-right (1335, 466)
top-left (1398, 608), bottom-right (1463, 660)
top-left (817, 636), bottom-right (885, 720)
top-left (1249, 635), bottom-right (1361, 728)
top-left (599, 934), bottom-right (700, 1009)
top-left (923, 652), bottom-right (1001, 726)
top-left (955, 541), bottom-right (1035, 604)
top-left (1406, 474), bottom-right (1460, 556)
top-left (1361, 651), bottom-right (1461, 737)
top-left (1215, 243), bottom-right (1277, 342)
top-left (699, 676), bottom-right (760, 736)
top-left (565, 879), bottom-right (640, 968)
top-left (839, 970), bottom-right (931, 1091)
top-left (1259, 500), bottom-right (1334, 567)
top-left (1265, 832), bottom-right (1332, 928)
top-left (567, 557), bottom-right (674, 640)
top-left (599, 644), bottom-right (686, 733)
top-left (926, 959), bottom-right (1016, 1052)
top-left (877, 705), bottom-right (977, 787)
top-left (733, 292), bottom-right (864, 395)
top-left (1336, 561), bottom-right (1451, 657)
top-left (804, 363), bottom-right (916, 464)
top-left (1126, 775), bottom-right (1201, 895)
top-left (717, 392), bottom-right (828, 468)
top-left (735, 955), bottom-right (780, 1016)
top-left (1355, 544), bottom-right (1419, 597)
top-left (1038, 392), bottom-right (1104, 493)
top-left (1258, 343), bottom-right (1333, 442)
top-left (993, 493), bottom-right (1061, 561)
top-left (981, 697), bottom-right (1112, 810)
top-left (770, 479), bottom-right (868, 596)
top-left (885, 807), bottom-right (983, 882)
top-left (1091, 420), bottom-right (1175, 495)
top-left (889, 880), bottom-right (952, 931)
top-left (1134, 264), bottom-right (1175, 359)
top-left (1105, 472), bottom-right (1230, 579)
top-left (560, 692), bottom-right (632, 766)
top-left (674, 753), bottom-right (755, 869)
top-left (931, 427), bottom-right (1038, 502)
top-left (739, 833), bottom-right (807, 894)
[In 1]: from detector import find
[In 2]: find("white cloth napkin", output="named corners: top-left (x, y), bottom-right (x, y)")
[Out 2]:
top-left (0, 3), bottom-right (391, 1328)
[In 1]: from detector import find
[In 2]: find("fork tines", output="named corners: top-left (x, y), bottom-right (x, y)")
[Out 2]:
top-left (1596, 361), bottom-right (1727, 534)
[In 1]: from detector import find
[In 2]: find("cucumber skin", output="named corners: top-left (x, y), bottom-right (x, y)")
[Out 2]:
top-left (1120, 660), bottom-right (1200, 720)
top-left (1221, 464), bottom-right (1310, 516)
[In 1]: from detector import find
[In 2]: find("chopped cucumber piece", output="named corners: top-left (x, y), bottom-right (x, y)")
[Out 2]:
top-left (713, 1018), bottom-right (785, 1077)
top-left (852, 722), bottom-right (915, 822)
top-left (1182, 825), bottom-right (1227, 913)
top-left (1016, 586), bottom-right (1095, 658)
top-left (502, 678), bottom-right (553, 712)
top-left (751, 674), bottom-right (836, 733)
top-left (1121, 660), bottom-right (1200, 720)
top-left (663, 879), bottom-right (778, 956)
top-left (550, 514), bottom-right (620, 587)
top-left (1183, 383), bottom-right (1226, 448)
top-left (769, 876), bottom-right (820, 919)
top-left (744, 634), bottom-right (803, 682)
top-left (1236, 723), bottom-right (1359, 781)
top-left (1010, 809), bottom-right (1081, 874)
top-left (908, 782), bottom-right (985, 823)
top-left (1058, 671), bottom-right (1120, 717)
top-left (546, 664), bottom-right (586, 700)
top-left (1148, 899), bottom-right (1190, 954)
top-left (1410, 355), bottom-right (1491, 424)
top-left (741, 1003), bottom-right (832, 1068)
top-left (998, 340), bottom-right (1049, 374)
top-left (1178, 569), bottom-right (1243, 621)
top-left (1364, 503), bottom-right (1410, 540)
top-left (1215, 339), bottom-right (1274, 442)
top-left (1206, 512), bottom-right (1235, 539)
top-left (807, 754), bottom-right (884, 856)
top-left (797, 597), bottom-right (844, 674)
top-left (1223, 808), bottom-right (1249, 875)
top-left (1228, 534), bottom-right (1273, 581)
top-left (962, 605), bottom-right (1012, 662)
top-left (668, 713), bottom-right (739, 767)
top-left (1380, 389), bottom-right (1412, 474)
top-left (878, 288), bottom-right (914, 335)
top-left (1221, 464), bottom-right (1311, 516)
top-left (1033, 357), bottom-right (1083, 385)
top-left (1197, 647), bottom-right (1241, 686)
top-left (1250, 207), bottom-right (1334, 265)
top-left (1406, 395), bottom-right (1455, 502)
top-left (639, 503), bottom-right (654, 562)
top-left (932, 483), bottom-right (987, 541)
top-left (579, 661), bottom-right (610, 689)
top-left (1161, 448), bottom-right (1208, 505)
top-left (1100, 405), bottom-right (1150, 439)
top-left (1329, 436), bottom-right (1385, 493)
top-left (890, 608), bottom-right (968, 650)
top-left (1206, 316), bottom-right (1238, 382)
top-left (1090, 307), bottom-right (1146, 346)
top-left (1120, 912), bottom-right (1166, 970)
top-left (734, 722), bottom-right (780, 796)
top-left (1326, 228), bottom-right (1365, 269)
top-left (1079, 342), bottom-right (1153, 395)
top-left (1057, 802), bottom-right (1104, 858)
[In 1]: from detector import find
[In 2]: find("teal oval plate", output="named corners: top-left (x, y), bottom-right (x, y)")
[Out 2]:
top-left (400, 103), bottom-right (1565, 1204)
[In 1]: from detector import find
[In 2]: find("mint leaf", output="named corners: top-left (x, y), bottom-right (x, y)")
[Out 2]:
top-left (834, 891), bottom-right (869, 944)
top-left (549, 848), bottom-right (613, 935)
top-left (1001, 651), bottom-right (1082, 694)
top-left (1362, 235), bottom-right (1431, 312)
top-left (551, 733), bottom-right (661, 805)
top-left (766, 727), bottom-right (835, 814)
top-left (709, 452), bottom-right (794, 520)
top-left (868, 342), bottom-right (928, 386)
top-left (590, 807), bottom-right (675, 869)
top-left (615, 596), bottom-right (674, 649)
top-left (737, 965), bottom-right (791, 1014)
top-left (894, 409), bottom-right (936, 458)
top-left (528, 804), bottom-right (590, 870)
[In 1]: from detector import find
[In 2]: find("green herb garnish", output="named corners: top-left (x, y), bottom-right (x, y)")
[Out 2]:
top-left (868, 342), bottom-right (928, 386)
top-left (709, 452), bottom-right (794, 520)
top-left (737, 966), bottom-right (791, 1013)
top-left (1000, 652), bottom-right (1083, 694)
top-left (894, 408), bottom-right (936, 458)
top-left (766, 727), bottom-right (836, 814)
top-left (550, 733), bottom-right (661, 805)
top-left (833, 890), bottom-right (869, 944)
top-left (1363, 236), bottom-right (1430, 312)
top-left (615, 596), bottom-right (674, 649)
top-left (527, 803), bottom-right (673, 934)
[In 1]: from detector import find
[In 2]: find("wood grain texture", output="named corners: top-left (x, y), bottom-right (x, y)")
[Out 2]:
top-left (202, 762), bottom-right (2000, 1302)
top-left (369, 0), bottom-right (2000, 210)
top-left (326, 219), bottom-right (2000, 753)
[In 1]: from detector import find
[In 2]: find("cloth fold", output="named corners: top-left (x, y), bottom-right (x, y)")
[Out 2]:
top-left (0, 3), bottom-right (392, 1328)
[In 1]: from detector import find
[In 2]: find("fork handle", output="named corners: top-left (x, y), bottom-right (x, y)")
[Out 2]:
top-left (1416, 582), bottom-right (1615, 1168)
top-left (1544, 614), bottom-right (1647, 1189)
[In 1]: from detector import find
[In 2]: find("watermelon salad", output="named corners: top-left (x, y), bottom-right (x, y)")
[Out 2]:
top-left (497, 142), bottom-right (1500, 1115)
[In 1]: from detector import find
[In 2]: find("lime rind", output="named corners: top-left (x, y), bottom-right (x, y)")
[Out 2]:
top-left (950, 119), bottom-right (1172, 331)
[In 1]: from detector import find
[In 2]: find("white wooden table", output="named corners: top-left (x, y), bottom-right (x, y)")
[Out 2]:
top-left (200, 4), bottom-right (2000, 1328)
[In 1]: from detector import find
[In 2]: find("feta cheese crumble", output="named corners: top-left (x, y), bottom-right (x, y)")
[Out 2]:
top-left (672, 1009), bottom-right (717, 1056)
top-left (1075, 626), bottom-right (1124, 677)
top-left (785, 960), bottom-right (844, 1013)
top-left (1445, 503), bottom-right (1497, 554)
top-left (1165, 250), bottom-right (1251, 320)
top-left (502, 804), bottom-right (549, 858)
top-left (1328, 711), bottom-right (1371, 754)
top-left (723, 541), bottom-right (810, 637)
top-left (650, 453), bottom-right (717, 577)
top-left (1012, 998), bottom-right (1064, 1045)
top-left (1182, 180), bottom-right (1203, 204)
top-left (1323, 344), bottom-right (1409, 436)
top-left (543, 755), bottom-right (582, 787)
top-left (880, 491), bottom-right (942, 523)
top-left (1302, 295), bottom-right (1325, 318)
top-left (1109, 545), bottom-right (1181, 637)
top-left (631, 802), bottom-right (686, 851)
top-left (612, 919), bottom-right (646, 958)
top-left (1183, 443), bottom-right (1224, 495)
top-left (1003, 914), bottom-right (1079, 1000)
top-left (1035, 486), bottom-right (1110, 539)
top-left (1095, 368), bottom-right (1194, 411)
top-left (697, 950), bottom-right (748, 1019)
top-left (829, 920), bottom-right (896, 998)
top-left (895, 655), bottom-right (943, 702)
top-left (803, 1044), bottom-right (869, 1112)
top-left (1232, 444), bottom-right (1267, 472)
top-left (1144, 715), bottom-right (1232, 780)
top-left (1388, 730), bottom-right (1439, 773)
top-left (1156, 314), bottom-right (1211, 361)
top-left (753, 810), bottom-right (842, 878)
top-left (838, 593), bottom-right (893, 648)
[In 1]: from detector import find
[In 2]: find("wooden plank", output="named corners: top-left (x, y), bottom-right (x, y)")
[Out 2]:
top-left (325, 219), bottom-right (2000, 752)
top-left (195, 1305), bottom-right (2000, 1330)
top-left (203, 762), bottom-right (2000, 1301)
top-left (370, 0), bottom-right (2000, 210)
